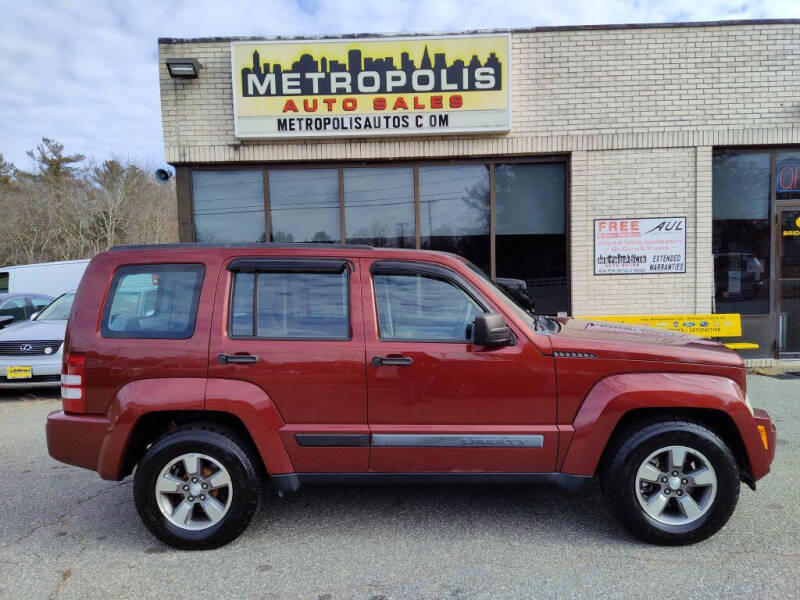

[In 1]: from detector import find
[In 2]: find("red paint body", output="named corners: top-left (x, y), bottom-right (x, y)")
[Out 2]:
top-left (46, 245), bottom-right (776, 488)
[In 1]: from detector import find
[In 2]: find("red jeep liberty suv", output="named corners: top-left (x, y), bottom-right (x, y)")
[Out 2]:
top-left (46, 244), bottom-right (776, 549)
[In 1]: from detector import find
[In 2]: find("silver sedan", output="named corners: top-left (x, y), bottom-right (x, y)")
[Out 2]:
top-left (0, 292), bottom-right (74, 389)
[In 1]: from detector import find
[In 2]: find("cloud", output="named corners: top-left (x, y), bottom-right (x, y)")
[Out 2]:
top-left (1, 0), bottom-right (797, 169)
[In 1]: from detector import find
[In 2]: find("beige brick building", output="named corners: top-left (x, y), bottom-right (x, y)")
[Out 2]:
top-left (158, 19), bottom-right (800, 361)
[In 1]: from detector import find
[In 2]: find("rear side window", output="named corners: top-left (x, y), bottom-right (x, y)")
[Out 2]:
top-left (0, 297), bottom-right (28, 322)
top-left (230, 268), bottom-right (349, 339)
top-left (101, 264), bottom-right (204, 339)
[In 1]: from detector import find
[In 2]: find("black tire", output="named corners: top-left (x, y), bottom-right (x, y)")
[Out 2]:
top-left (133, 424), bottom-right (263, 550)
top-left (600, 420), bottom-right (740, 545)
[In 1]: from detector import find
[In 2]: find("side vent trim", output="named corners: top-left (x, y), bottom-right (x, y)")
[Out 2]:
top-left (553, 351), bottom-right (597, 358)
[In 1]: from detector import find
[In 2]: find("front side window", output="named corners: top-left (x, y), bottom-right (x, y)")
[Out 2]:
top-left (373, 272), bottom-right (483, 342)
top-left (101, 264), bottom-right (204, 339)
top-left (230, 269), bottom-right (349, 339)
top-left (35, 293), bottom-right (74, 321)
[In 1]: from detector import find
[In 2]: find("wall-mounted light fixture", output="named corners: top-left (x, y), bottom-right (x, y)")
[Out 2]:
top-left (166, 58), bottom-right (200, 79)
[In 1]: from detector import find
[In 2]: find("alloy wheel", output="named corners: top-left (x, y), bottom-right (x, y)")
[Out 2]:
top-left (155, 452), bottom-right (233, 531)
top-left (634, 445), bottom-right (717, 526)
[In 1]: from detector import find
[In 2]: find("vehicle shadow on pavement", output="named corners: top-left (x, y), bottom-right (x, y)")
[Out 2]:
top-left (247, 481), bottom-right (633, 547)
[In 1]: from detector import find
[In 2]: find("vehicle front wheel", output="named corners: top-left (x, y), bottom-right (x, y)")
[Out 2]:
top-left (601, 420), bottom-right (740, 545)
top-left (133, 424), bottom-right (262, 550)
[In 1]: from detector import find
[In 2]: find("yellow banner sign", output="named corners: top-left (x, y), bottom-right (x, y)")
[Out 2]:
top-left (577, 314), bottom-right (742, 337)
top-left (231, 34), bottom-right (510, 139)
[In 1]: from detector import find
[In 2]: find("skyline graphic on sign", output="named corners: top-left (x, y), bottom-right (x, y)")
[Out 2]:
top-left (241, 46), bottom-right (503, 96)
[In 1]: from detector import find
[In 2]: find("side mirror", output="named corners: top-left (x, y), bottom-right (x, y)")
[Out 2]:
top-left (473, 313), bottom-right (513, 347)
top-left (0, 315), bottom-right (13, 329)
top-left (30, 312), bottom-right (39, 320)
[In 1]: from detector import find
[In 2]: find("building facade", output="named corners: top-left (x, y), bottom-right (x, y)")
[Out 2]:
top-left (158, 20), bottom-right (800, 362)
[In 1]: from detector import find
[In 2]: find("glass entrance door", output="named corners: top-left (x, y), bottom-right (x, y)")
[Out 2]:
top-left (779, 209), bottom-right (800, 355)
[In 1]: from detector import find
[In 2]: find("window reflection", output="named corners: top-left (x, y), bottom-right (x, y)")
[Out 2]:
top-left (344, 167), bottom-right (414, 247)
top-left (192, 171), bottom-right (265, 242)
top-left (269, 169), bottom-right (340, 243)
top-left (712, 152), bottom-right (771, 314)
top-left (374, 273), bottom-right (482, 341)
top-left (419, 165), bottom-right (490, 274)
top-left (495, 163), bottom-right (567, 315)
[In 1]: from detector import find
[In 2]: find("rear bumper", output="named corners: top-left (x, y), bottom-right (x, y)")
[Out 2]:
top-left (752, 407), bottom-right (776, 477)
top-left (46, 410), bottom-right (109, 473)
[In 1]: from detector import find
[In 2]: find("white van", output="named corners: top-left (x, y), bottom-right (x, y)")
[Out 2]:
top-left (0, 259), bottom-right (89, 297)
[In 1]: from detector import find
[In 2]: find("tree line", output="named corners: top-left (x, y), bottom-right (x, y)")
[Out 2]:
top-left (0, 138), bottom-right (177, 267)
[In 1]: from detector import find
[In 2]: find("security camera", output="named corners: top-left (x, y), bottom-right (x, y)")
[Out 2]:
top-left (155, 168), bottom-right (173, 183)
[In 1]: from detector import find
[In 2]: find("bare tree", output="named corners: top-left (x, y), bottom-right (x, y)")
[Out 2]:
top-left (0, 138), bottom-right (178, 266)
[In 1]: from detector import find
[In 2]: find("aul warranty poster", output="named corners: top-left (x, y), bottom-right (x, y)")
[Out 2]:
top-left (231, 34), bottom-right (510, 139)
top-left (594, 217), bottom-right (687, 275)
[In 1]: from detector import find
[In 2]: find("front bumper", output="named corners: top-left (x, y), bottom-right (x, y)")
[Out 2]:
top-left (753, 407), bottom-right (776, 474)
top-left (0, 355), bottom-right (61, 388)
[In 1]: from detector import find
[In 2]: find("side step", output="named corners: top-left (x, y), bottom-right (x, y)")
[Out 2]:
top-left (270, 472), bottom-right (593, 497)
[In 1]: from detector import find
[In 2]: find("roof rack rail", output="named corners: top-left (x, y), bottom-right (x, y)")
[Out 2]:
top-left (109, 242), bottom-right (374, 251)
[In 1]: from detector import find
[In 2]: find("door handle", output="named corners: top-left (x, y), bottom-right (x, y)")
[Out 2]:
top-left (218, 354), bottom-right (258, 364)
top-left (372, 355), bottom-right (413, 367)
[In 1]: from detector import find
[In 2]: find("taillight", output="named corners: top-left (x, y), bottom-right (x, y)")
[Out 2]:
top-left (61, 353), bottom-right (86, 413)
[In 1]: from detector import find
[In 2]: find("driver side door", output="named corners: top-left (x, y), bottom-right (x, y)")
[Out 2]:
top-left (363, 259), bottom-right (558, 473)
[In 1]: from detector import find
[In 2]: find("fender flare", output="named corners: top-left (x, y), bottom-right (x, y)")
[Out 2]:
top-left (560, 372), bottom-right (762, 477)
top-left (96, 377), bottom-right (292, 480)
top-left (204, 378), bottom-right (292, 475)
top-left (97, 377), bottom-right (207, 479)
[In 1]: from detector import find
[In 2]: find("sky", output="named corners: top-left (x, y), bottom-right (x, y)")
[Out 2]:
top-left (1, 0), bottom-right (798, 170)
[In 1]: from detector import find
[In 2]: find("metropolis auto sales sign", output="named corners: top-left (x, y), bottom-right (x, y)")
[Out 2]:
top-left (231, 34), bottom-right (510, 138)
top-left (594, 217), bottom-right (687, 275)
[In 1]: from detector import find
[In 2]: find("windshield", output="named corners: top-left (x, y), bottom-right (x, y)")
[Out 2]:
top-left (464, 262), bottom-right (560, 334)
top-left (35, 292), bottom-right (75, 321)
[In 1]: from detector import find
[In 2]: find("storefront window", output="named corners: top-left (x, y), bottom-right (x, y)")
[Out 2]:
top-left (192, 171), bottom-right (265, 242)
top-left (188, 160), bottom-right (570, 313)
top-left (776, 151), bottom-right (800, 200)
top-left (344, 167), bottom-right (414, 247)
top-left (712, 152), bottom-right (771, 314)
top-left (419, 165), bottom-right (490, 274)
top-left (495, 163), bottom-right (567, 314)
top-left (269, 169), bottom-right (340, 243)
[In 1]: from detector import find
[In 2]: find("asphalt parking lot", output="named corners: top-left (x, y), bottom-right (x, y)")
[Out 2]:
top-left (0, 375), bottom-right (797, 600)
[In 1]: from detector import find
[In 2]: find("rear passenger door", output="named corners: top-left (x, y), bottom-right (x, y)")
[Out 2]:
top-left (208, 257), bottom-right (369, 473)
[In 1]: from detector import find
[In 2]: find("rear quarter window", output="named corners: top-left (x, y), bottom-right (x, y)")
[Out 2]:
top-left (101, 264), bottom-right (204, 339)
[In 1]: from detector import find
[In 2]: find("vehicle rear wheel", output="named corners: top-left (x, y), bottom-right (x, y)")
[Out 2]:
top-left (601, 420), bottom-right (740, 545)
top-left (133, 425), bottom-right (262, 550)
